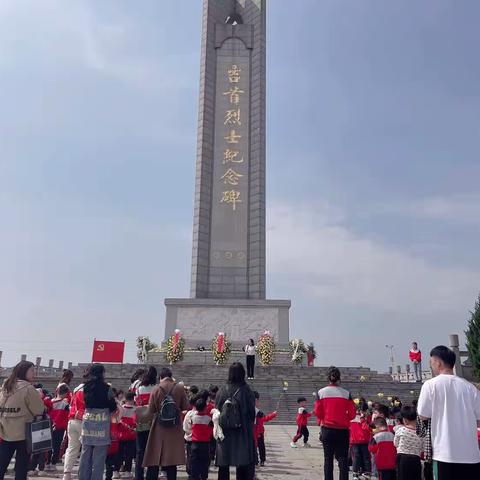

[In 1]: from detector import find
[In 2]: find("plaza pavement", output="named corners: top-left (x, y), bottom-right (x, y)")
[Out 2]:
top-left (7, 425), bottom-right (353, 480)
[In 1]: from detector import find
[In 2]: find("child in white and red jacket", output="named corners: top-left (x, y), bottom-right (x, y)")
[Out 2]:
top-left (119, 392), bottom-right (137, 476)
top-left (253, 391), bottom-right (277, 466)
top-left (290, 397), bottom-right (312, 448)
top-left (350, 405), bottom-right (372, 479)
top-left (369, 417), bottom-right (397, 480)
top-left (47, 384), bottom-right (70, 470)
top-left (184, 396), bottom-right (213, 480)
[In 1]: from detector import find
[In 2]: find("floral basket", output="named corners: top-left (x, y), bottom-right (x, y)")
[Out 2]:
top-left (289, 339), bottom-right (308, 365)
top-left (212, 333), bottom-right (232, 365)
top-left (257, 332), bottom-right (276, 366)
top-left (164, 331), bottom-right (185, 365)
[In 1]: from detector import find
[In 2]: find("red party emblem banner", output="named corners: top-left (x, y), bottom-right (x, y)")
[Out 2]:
top-left (92, 340), bottom-right (125, 364)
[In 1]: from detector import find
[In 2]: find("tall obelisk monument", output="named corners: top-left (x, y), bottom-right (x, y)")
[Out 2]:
top-left (165, 0), bottom-right (290, 346)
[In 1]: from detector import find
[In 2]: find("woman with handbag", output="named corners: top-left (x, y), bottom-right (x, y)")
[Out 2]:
top-left (0, 360), bottom-right (46, 480)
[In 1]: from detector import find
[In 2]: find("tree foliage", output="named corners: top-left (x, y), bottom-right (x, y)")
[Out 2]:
top-left (465, 293), bottom-right (480, 381)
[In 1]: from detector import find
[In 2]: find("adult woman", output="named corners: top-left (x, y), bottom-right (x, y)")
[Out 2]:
top-left (314, 366), bottom-right (356, 480)
top-left (63, 369), bottom-right (87, 480)
top-left (215, 362), bottom-right (256, 480)
top-left (78, 363), bottom-right (117, 480)
top-left (135, 366), bottom-right (158, 480)
top-left (142, 367), bottom-right (189, 480)
top-left (0, 361), bottom-right (45, 480)
top-left (244, 339), bottom-right (256, 380)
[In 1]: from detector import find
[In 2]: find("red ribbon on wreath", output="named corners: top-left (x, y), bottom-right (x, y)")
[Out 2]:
top-left (173, 329), bottom-right (181, 353)
top-left (217, 332), bottom-right (225, 353)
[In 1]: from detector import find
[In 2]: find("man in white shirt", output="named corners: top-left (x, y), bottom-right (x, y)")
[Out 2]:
top-left (417, 345), bottom-right (480, 479)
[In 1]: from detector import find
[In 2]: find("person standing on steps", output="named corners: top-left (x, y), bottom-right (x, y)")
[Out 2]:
top-left (409, 342), bottom-right (422, 383)
top-left (315, 366), bottom-right (356, 480)
top-left (244, 339), bottom-right (256, 380)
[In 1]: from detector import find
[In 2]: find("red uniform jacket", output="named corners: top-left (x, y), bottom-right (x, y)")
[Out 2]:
top-left (255, 410), bottom-right (277, 439)
top-left (135, 384), bottom-right (155, 407)
top-left (314, 385), bottom-right (356, 430)
top-left (296, 407), bottom-right (311, 428)
top-left (349, 415), bottom-right (372, 445)
top-left (369, 430), bottom-right (397, 471)
top-left (68, 384), bottom-right (85, 421)
top-left (191, 410), bottom-right (213, 443)
top-left (49, 398), bottom-right (70, 431)
top-left (409, 349), bottom-right (422, 363)
top-left (119, 405), bottom-right (137, 442)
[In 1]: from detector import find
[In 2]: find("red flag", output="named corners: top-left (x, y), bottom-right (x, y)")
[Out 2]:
top-left (92, 340), bottom-right (125, 364)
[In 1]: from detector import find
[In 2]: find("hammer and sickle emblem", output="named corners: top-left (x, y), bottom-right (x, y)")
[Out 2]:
top-left (97, 344), bottom-right (105, 352)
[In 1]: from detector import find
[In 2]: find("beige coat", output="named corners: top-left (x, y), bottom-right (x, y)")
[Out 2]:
top-left (142, 378), bottom-right (189, 467)
top-left (0, 380), bottom-right (45, 441)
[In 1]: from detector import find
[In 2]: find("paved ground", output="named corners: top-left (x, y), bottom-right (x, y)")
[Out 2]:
top-left (7, 426), bottom-right (353, 479)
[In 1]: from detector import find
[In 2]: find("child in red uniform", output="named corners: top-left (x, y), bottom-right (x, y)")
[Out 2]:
top-left (290, 397), bottom-right (311, 448)
top-left (119, 392), bottom-right (137, 477)
top-left (47, 384), bottom-right (70, 471)
top-left (350, 404), bottom-right (372, 479)
top-left (253, 391), bottom-right (277, 466)
top-left (188, 397), bottom-right (213, 480)
top-left (409, 342), bottom-right (422, 382)
top-left (369, 417), bottom-right (397, 480)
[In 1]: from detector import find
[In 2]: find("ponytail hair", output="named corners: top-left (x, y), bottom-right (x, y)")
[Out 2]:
top-left (327, 366), bottom-right (341, 385)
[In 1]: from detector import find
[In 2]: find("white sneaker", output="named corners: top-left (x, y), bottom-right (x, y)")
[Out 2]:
top-left (113, 473), bottom-right (121, 479)
top-left (303, 442), bottom-right (311, 448)
top-left (290, 442), bottom-right (297, 448)
top-left (63, 474), bottom-right (72, 480)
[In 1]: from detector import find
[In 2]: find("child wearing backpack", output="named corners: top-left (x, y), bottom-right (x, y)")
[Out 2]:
top-left (184, 396), bottom-right (213, 480)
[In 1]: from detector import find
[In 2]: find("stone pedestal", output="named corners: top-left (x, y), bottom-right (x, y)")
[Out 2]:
top-left (164, 298), bottom-right (290, 347)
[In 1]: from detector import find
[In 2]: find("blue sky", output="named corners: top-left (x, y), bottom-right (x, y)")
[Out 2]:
top-left (1, 0), bottom-right (479, 371)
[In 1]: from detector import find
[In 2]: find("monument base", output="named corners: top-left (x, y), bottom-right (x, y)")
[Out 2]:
top-left (164, 298), bottom-right (290, 347)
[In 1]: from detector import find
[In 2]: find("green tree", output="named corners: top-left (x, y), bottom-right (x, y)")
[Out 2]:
top-left (465, 293), bottom-right (480, 381)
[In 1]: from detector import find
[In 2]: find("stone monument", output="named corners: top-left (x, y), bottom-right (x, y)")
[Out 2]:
top-left (164, 0), bottom-right (290, 347)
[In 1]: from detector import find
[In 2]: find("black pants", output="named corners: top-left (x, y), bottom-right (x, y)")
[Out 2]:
top-left (423, 461), bottom-right (433, 480)
top-left (209, 438), bottom-right (216, 463)
top-left (218, 464), bottom-right (255, 480)
top-left (190, 442), bottom-right (210, 480)
top-left (0, 440), bottom-right (29, 480)
top-left (186, 441), bottom-right (192, 478)
top-left (48, 428), bottom-right (65, 465)
top-left (321, 427), bottom-right (349, 480)
top-left (106, 450), bottom-right (122, 480)
top-left (292, 426), bottom-right (309, 444)
top-left (352, 443), bottom-right (371, 474)
top-left (136, 430), bottom-right (150, 480)
top-left (257, 434), bottom-right (266, 463)
top-left (378, 470), bottom-right (396, 480)
top-left (396, 454), bottom-right (420, 480)
top-left (120, 440), bottom-right (136, 472)
top-left (146, 465), bottom-right (176, 480)
top-left (246, 356), bottom-right (255, 378)
top-left (29, 452), bottom-right (46, 471)
top-left (433, 460), bottom-right (480, 479)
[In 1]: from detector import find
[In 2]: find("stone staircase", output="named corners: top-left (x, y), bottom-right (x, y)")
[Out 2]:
top-left (28, 363), bottom-right (422, 425)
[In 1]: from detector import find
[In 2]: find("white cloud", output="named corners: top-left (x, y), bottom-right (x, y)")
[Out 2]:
top-left (267, 201), bottom-right (480, 316)
top-left (378, 195), bottom-right (480, 224)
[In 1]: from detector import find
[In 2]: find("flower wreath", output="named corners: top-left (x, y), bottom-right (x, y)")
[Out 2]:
top-left (212, 333), bottom-right (232, 365)
top-left (257, 331), bottom-right (276, 366)
top-left (289, 339), bottom-right (307, 365)
top-left (164, 330), bottom-right (185, 365)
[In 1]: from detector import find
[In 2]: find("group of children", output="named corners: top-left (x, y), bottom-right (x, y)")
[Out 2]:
top-left (182, 385), bottom-right (278, 479)
top-left (31, 381), bottom-right (139, 479)
top-left (286, 393), bottom-right (435, 480)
